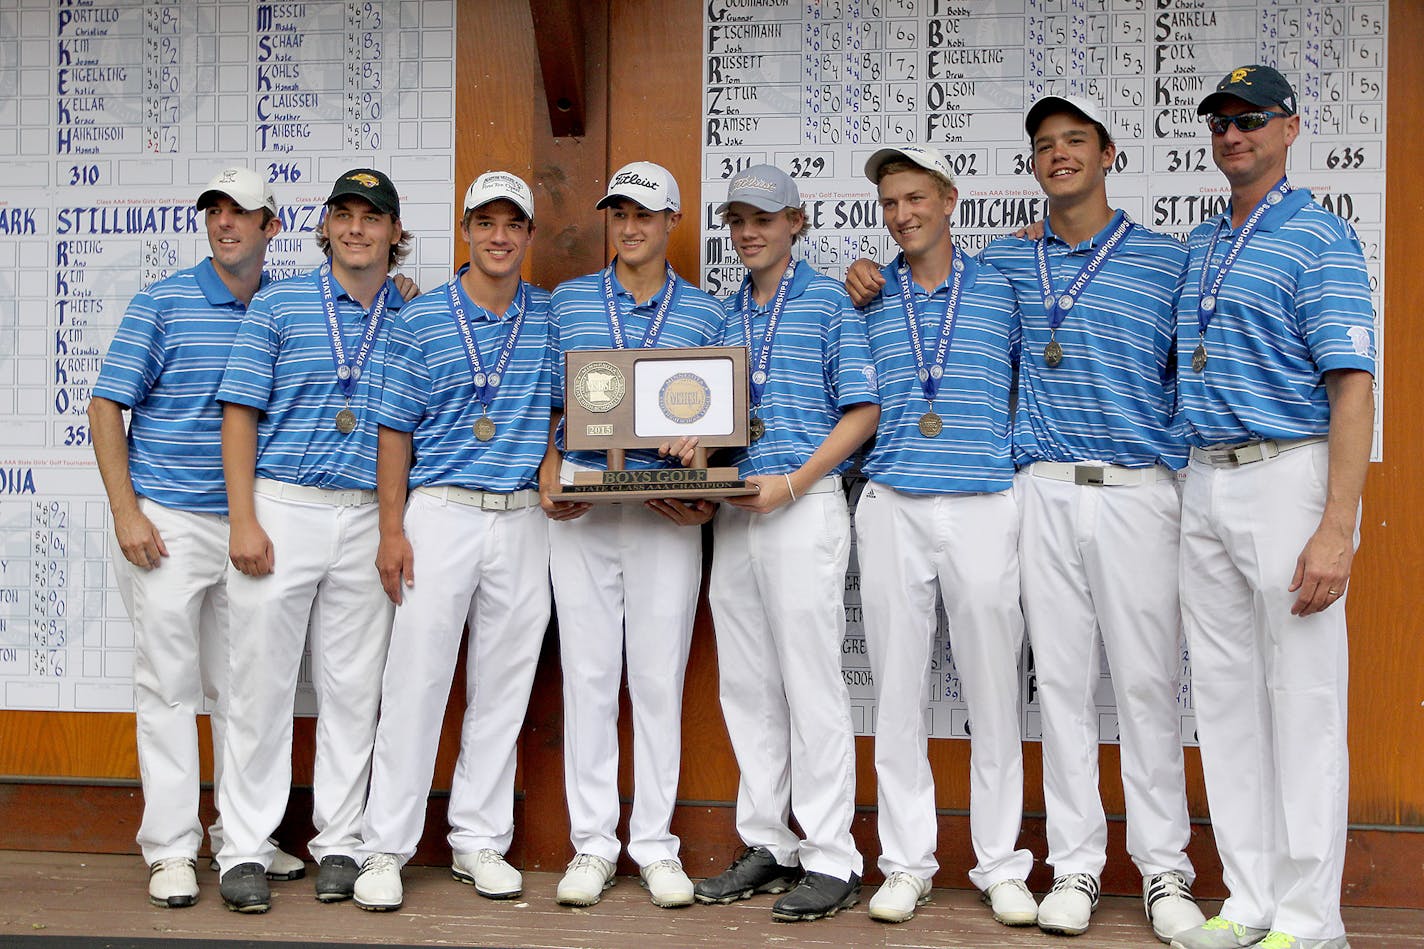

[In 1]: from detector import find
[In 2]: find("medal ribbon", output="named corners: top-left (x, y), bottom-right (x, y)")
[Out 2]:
top-left (318, 263), bottom-right (390, 399)
top-left (897, 249), bottom-right (965, 403)
top-left (1033, 213), bottom-right (1135, 331)
top-left (600, 261), bottom-right (679, 349)
top-left (446, 271), bottom-right (529, 413)
top-left (1197, 177), bottom-right (1291, 335)
top-left (737, 261), bottom-right (797, 408)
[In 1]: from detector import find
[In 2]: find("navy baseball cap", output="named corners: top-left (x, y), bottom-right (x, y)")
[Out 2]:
top-left (327, 168), bottom-right (400, 217)
top-left (1198, 64), bottom-right (1298, 116)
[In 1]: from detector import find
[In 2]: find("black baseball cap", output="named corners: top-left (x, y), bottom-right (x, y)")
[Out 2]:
top-left (326, 168), bottom-right (400, 216)
top-left (1197, 64), bottom-right (1298, 116)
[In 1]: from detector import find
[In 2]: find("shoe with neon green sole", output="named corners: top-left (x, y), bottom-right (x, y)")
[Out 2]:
top-left (1170, 916), bottom-right (1270, 949)
top-left (1257, 932), bottom-right (1349, 949)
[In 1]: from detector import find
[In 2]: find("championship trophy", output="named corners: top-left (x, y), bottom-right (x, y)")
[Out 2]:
top-left (555, 345), bottom-right (758, 501)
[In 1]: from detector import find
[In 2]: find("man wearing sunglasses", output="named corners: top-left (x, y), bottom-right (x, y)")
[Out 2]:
top-left (1169, 65), bottom-right (1375, 949)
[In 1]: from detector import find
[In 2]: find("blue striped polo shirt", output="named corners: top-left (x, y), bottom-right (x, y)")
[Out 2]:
top-left (719, 259), bottom-right (878, 478)
top-left (980, 210), bottom-right (1189, 470)
top-left (216, 265), bottom-right (407, 490)
top-left (92, 259), bottom-right (269, 513)
top-left (549, 263), bottom-right (724, 471)
top-left (860, 252), bottom-right (1019, 495)
top-left (373, 270), bottom-right (552, 493)
top-left (1176, 189), bottom-right (1376, 445)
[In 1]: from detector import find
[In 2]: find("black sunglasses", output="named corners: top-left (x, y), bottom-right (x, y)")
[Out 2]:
top-left (1205, 111), bottom-right (1290, 135)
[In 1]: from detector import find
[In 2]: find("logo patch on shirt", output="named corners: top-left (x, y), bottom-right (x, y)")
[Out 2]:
top-left (861, 364), bottom-right (878, 389)
top-left (1346, 326), bottom-right (1374, 359)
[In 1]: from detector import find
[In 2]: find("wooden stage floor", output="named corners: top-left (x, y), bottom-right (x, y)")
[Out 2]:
top-left (2, 852), bottom-right (1421, 948)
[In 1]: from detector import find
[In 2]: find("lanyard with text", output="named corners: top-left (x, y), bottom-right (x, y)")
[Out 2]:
top-left (898, 250), bottom-right (964, 439)
top-left (1191, 177), bottom-right (1291, 372)
top-left (447, 273), bottom-right (528, 440)
top-left (600, 261), bottom-right (679, 349)
top-left (447, 274), bottom-right (528, 402)
top-left (318, 263), bottom-right (390, 433)
top-left (738, 260), bottom-right (797, 411)
top-left (1033, 213), bottom-right (1134, 367)
top-left (898, 250), bottom-right (965, 401)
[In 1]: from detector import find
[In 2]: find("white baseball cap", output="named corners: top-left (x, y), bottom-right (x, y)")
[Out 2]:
top-left (864, 146), bottom-right (956, 188)
top-left (715, 164), bottom-right (801, 215)
top-left (596, 161), bottom-right (681, 212)
top-left (1025, 94), bottom-right (1109, 137)
top-left (463, 171), bottom-right (535, 220)
top-left (196, 167), bottom-right (277, 215)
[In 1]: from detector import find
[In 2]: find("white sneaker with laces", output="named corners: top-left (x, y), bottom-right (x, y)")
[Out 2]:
top-left (985, 877), bottom-right (1038, 926)
top-left (353, 852), bottom-right (403, 911)
top-left (148, 856), bottom-right (199, 908)
top-left (1038, 872), bottom-right (1099, 936)
top-left (640, 859), bottom-right (694, 908)
top-left (207, 838), bottom-right (305, 880)
top-left (555, 853), bottom-right (617, 906)
top-left (452, 849), bottom-right (522, 900)
top-left (265, 847), bottom-right (306, 881)
top-left (867, 871), bottom-right (932, 923)
top-left (1145, 870), bottom-right (1207, 942)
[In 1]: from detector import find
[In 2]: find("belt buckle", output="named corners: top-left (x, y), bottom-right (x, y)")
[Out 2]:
top-left (1228, 442), bottom-right (1268, 466)
top-left (481, 492), bottom-right (511, 511)
top-left (1074, 466), bottom-right (1105, 486)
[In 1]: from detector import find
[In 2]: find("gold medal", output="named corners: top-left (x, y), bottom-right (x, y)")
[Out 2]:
top-left (749, 415), bottom-right (765, 441)
top-left (918, 411), bottom-right (943, 438)
top-left (474, 416), bottom-right (496, 441)
top-left (1191, 342), bottom-right (1208, 373)
top-left (1044, 337), bottom-right (1063, 368)
top-left (335, 408), bottom-right (358, 434)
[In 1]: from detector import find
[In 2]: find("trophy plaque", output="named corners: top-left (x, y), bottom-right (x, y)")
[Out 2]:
top-left (556, 345), bottom-right (758, 502)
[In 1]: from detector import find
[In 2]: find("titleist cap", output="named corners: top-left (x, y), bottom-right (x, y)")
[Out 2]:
top-left (715, 164), bottom-right (801, 215)
top-left (596, 161), bottom-right (681, 212)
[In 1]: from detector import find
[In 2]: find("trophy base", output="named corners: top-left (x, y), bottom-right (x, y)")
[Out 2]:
top-left (555, 466), bottom-right (759, 503)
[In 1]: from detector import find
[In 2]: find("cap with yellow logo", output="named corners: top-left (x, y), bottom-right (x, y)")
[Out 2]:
top-left (326, 167), bottom-right (400, 216)
top-left (1197, 64), bottom-right (1298, 116)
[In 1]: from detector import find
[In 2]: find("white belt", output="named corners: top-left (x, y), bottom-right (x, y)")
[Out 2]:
top-left (253, 477), bottom-right (376, 507)
top-left (1190, 436), bottom-right (1327, 468)
top-left (799, 474), bottom-right (843, 496)
top-left (1028, 461), bottom-right (1174, 486)
top-left (414, 485), bottom-right (540, 511)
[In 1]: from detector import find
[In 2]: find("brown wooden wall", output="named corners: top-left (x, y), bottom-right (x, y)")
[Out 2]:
top-left (2, 0), bottom-right (1421, 907)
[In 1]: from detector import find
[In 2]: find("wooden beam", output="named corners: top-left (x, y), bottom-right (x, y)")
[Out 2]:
top-left (528, 0), bottom-right (587, 137)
